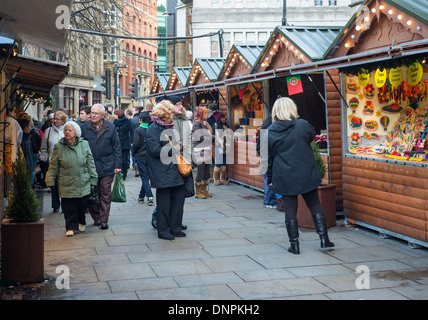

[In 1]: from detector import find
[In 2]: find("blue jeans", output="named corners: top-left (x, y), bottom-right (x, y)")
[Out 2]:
top-left (263, 174), bottom-right (277, 206)
top-left (136, 159), bottom-right (153, 199)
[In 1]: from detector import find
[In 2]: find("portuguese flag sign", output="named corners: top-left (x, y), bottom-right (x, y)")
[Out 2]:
top-left (286, 75), bottom-right (303, 95)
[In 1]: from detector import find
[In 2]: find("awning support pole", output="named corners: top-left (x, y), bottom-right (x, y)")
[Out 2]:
top-left (250, 82), bottom-right (269, 110)
top-left (325, 69), bottom-right (350, 110)
top-left (305, 74), bottom-right (326, 104)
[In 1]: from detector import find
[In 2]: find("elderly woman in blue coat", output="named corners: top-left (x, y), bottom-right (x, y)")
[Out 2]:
top-left (267, 97), bottom-right (334, 254)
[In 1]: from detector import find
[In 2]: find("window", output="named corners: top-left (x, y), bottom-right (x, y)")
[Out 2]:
top-left (314, 0), bottom-right (323, 6)
top-left (92, 91), bottom-right (101, 105)
top-left (103, 5), bottom-right (108, 27)
top-left (223, 32), bottom-right (231, 53)
top-left (234, 32), bottom-right (244, 44)
top-left (329, 0), bottom-right (337, 5)
top-left (110, 39), bottom-right (117, 61)
top-left (258, 32), bottom-right (268, 43)
top-left (63, 88), bottom-right (74, 112)
top-left (211, 0), bottom-right (220, 8)
top-left (110, 5), bottom-right (117, 27)
top-left (246, 32), bottom-right (256, 43)
top-left (223, 0), bottom-right (232, 7)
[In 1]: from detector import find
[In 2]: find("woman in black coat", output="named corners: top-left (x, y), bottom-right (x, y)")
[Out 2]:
top-left (114, 109), bottom-right (134, 180)
top-left (267, 97), bottom-right (334, 255)
top-left (146, 100), bottom-right (186, 240)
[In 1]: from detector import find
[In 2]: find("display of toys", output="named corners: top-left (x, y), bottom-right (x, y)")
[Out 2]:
top-left (350, 132), bottom-right (361, 145)
top-left (346, 79), bottom-right (360, 93)
top-left (362, 132), bottom-right (380, 140)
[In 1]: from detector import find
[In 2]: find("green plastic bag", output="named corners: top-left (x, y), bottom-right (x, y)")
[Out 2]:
top-left (111, 173), bottom-right (126, 202)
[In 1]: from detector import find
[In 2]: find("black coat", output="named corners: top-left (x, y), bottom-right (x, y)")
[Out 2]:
top-left (146, 122), bottom-right (184, 189)
top-left (133, 125), bottom-right (148, 160)
top-left (114, 117), bottom-right (134, 150)
top-left (267, 118), bottom-right (321, 196)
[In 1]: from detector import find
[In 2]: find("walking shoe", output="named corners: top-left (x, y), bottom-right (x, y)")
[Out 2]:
top-left (65, 230), bottom-right (74, 237)
top-left (100, 222), bottom-right (109, 230)
top-left (78, 224), bottom-right (85, 232)
top-left (138, 197), bottom-right (144, 202)
top-left (147, 197), bottom-right (154, 206)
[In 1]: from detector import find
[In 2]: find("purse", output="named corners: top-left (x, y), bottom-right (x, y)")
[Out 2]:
top-left (164, 133), bottom-right (192, 177)
top-left (87, 185), bottom-right (100, 206)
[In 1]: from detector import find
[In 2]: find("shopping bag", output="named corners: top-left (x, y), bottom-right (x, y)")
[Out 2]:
top-left (111, 172), bottom-right (126, 202)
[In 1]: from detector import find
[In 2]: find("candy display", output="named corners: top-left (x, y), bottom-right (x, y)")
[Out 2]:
top-left (345, 64), bottom-right (428, 163)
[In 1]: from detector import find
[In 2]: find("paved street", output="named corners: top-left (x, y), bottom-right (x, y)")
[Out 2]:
top-left (39, 170), bottom-right (428, 300)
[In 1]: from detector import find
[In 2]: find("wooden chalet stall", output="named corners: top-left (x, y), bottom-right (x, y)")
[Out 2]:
top-left (327, 0), bottom-right (428, 247)
top-left (165, 67), bottom-right (192, 110)
top-left (150, 72), bottom-right (171, 97)
top-left (216, 44), bottom-right (265, 190)
top-left (186, 58), bottom-right (225, 108)
top-left (251, 26), bottom-right (344, 210)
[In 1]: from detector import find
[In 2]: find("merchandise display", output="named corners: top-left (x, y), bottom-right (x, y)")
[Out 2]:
top-left (344, 61), bottom-right (428, 163)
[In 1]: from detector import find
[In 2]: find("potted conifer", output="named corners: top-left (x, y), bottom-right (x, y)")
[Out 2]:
top-left (297, 141), bottom-right (337, 228)
top-left (1, 149), bottom-right (44, 284)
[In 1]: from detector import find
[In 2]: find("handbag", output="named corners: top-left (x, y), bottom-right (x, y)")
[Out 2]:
top-left (111, 172), bottom-right (127, 202)
top-left (164, 133), bottom-right (192, 177)
top-left (87, 185), bottom-right (100, 206)
top-left (183, 173), bottom-right (195, 198)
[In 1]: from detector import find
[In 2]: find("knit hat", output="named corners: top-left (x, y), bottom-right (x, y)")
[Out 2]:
top-left (208, 103), bottom-right (218, 111)
top-left (168, 95), bottom-right (182, 105)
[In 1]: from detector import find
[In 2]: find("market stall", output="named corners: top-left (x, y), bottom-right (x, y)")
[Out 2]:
top-left (216, 44), bottom-right (265, 189)
top-left (165, 67), bottom-right (191, 91)
top-left (150, 72), bottom-right (171, 95)
top-left (251, 26), bottom-right (344, 209)
top-left (328, 0), bottom-right (428, 247)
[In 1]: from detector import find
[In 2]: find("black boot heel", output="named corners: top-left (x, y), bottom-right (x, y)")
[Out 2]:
top-left (285, 220), bottom-right (300, 254)
top-left (312, 213), bottom-right (335, 248)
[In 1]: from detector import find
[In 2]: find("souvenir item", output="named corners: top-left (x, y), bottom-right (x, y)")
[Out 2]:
top-left (346, 79), bottom-right (360, 94)
top-left (349, 115), bottom-right (362, 129)
top-left (350, 132), bottom-right (361, 146)
top-left (363, 132), bottom-right (380, 139)
top-left (380, 116), bottom-right (390, 131)
top-left (382, 102), bottom-right (403, 114)
top-left (363, 83), bottom-right (375, 99)
top-left (364, 120), bottom-right (378, 131)
top-left (363, 101), bottom-right (374, 115)
top-left (349, 97), bottom-right (359, 113)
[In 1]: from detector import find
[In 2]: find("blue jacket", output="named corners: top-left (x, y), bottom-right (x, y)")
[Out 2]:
top-left (80, 120), bottom-right (122, 178)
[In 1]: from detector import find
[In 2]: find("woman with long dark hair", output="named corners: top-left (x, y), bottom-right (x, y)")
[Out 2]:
top-left (113, 109), bottom-right (134, 180)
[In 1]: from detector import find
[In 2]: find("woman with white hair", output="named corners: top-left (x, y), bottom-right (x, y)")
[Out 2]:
top-left (267, 97), bottom-right (334, 254)
top-left (46, 121), bottom-right (98, 237)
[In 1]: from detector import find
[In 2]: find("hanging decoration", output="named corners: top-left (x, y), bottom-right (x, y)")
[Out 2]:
top-left (286, 75), bottom-right (303, 95)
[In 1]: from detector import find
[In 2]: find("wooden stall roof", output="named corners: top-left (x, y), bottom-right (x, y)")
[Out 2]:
top-left (217, 43), bottom-right (264, 81)
top-left (327, 0), bottom-right (428, 58)
top-left (186, 57), bottom-right (225, 87)
top-left (150, 72), bottom-right (170, 94)
top-left (166, 67), bottom-right (191, 91)
top-left (252, 25), bottom-right (342, 74)
top-left (0, 52), bottom-right (69, 97)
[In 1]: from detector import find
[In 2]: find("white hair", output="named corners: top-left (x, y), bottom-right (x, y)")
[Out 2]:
top-left (92, 104), bottom-right (105, 114)
top-left (64, 121), bottom-right (82, 137)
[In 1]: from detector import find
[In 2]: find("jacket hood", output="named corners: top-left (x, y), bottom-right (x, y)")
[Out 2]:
top-left (269, 119), bottom-right (296, 133)
top-left (113, 117), bottom-right (128, 126)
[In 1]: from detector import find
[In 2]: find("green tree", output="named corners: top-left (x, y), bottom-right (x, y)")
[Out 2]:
top-left (311, 140), bottom-right (327, 180)
top-left (5, 149), bottom-right (41, 223)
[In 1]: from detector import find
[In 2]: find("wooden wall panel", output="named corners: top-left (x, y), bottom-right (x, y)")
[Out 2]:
top-left (343, 157), bottom-right (428, 242)
top-left (325, 69), bottom-right (343, 211)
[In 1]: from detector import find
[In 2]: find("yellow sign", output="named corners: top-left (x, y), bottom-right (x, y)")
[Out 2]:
top-left (389, 67), bottom-right (402, 87)
top-left (406, 62), bottom-right (423, 86)
top-left (374, 68), bottom-right (387, 88)
top-left (358, 72), bottom-right (370, 87)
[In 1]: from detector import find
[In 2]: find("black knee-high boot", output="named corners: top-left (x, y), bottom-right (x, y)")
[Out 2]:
top-left (312, 213), bottom-right (335, 248)
top-left (285, 220), bottom-right (300, 254)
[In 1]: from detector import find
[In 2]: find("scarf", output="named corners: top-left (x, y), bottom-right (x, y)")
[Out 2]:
top-left (151, 115), bottom-right (174, 128)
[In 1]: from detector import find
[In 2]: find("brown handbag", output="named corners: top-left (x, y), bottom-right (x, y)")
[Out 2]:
top-left (164, 133), bottom-right (192, 177)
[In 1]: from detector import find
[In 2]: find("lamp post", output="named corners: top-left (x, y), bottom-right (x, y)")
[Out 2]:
top-left (163, 12), bottom-right (176, 69)
top-left (282, 0), bottom-right (287, 26)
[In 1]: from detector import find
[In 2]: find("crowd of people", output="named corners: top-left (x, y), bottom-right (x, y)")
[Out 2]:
top-left (14, 95), bottom-right (334, 254)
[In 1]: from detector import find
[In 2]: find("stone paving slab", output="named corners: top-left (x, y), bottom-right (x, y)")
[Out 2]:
top-left (36, 174), bottom-right (428, 301)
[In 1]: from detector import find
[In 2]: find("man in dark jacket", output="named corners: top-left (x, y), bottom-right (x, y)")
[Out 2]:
top-left (133, 112), bottom-right (153, 205)
top-left (81, 104), bottom-right (122, 230)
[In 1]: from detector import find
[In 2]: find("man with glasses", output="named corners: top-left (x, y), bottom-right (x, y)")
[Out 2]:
top-left (80, 104), bottom-right (122, 230)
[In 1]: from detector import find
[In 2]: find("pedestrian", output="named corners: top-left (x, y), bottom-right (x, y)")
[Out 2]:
top-left (267, 97), bottom-right (334, 254)
top-left (256, 114), bottom-right (277, 209)
top-left (113, 109), bottom-right (134, 180)
top-left (133, 111), bottom-right (154, 205)
top-left (45, 121), bottom-right (98, 237)
top-left (192, 107), bottom-right (214, 199)
top-left (169, 95), bottom-right (192, 164)
top-left (17, 118), bottom-right (35, 182)
top-left (78, 106), bottom-right (92, 125)
top-left (40, 111), bottom-right (67, 212)
top-left (41, 110), bottom-right (54, 133)
top-left (146, 100), bottom-right (186, 240)
top-left (80, 104), bottom-right (122, 230)
top-left (212, 109), bottom-right (231, 185)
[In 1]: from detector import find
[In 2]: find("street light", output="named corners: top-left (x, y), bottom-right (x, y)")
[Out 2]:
top-left (163, 11), bottom-right (176, 69)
